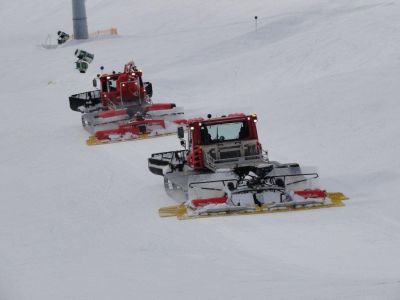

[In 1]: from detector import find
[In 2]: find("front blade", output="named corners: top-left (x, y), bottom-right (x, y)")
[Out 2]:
top-left (86, 132), bottom-right (175, 145)
top-left (158, 192), bottom-right (348, 220)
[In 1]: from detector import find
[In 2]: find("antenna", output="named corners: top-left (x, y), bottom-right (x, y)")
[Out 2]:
top-left (72, 0), bottom-right (89, 39)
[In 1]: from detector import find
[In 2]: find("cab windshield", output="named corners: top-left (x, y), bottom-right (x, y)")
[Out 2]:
top-left (101, 77), bottom-right (118, 92)
top-left (200, 121), bottom-right (248, 144)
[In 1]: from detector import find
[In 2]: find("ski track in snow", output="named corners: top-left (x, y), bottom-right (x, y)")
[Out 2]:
top-left (1, 0), bottom-right (400, 299)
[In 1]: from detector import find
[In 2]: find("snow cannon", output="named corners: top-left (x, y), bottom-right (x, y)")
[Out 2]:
top-left (148, 113), bottom-right (348, 220)
top-left (75, 60), bottom-right (89, 73)
top-left (74, 49), bottom-right (94, 73)
top-left (57, 31), bottom-right (70, 45)
top-left (75, 49), bottom-right (94, 63)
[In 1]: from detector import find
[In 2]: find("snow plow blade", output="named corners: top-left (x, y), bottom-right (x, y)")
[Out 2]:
top-left (86, 132), bottom-right (176, 145)
top-left (158, 192), bottom-right (348, 220)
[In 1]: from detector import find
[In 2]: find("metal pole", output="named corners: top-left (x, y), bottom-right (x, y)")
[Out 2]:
top-left (72, 0), bottom-right (89, 39)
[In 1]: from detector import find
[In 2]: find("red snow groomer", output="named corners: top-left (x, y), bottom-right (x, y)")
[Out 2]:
top-left (69, 61), bottom-right (185, 145)
top-left (148, 113), bottom-right (347, 220)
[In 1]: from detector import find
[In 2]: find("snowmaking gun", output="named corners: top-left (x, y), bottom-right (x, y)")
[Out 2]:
top-left (68, 61), bottom-right (185, 145)
top-left (148, 113), bottom-right (348, 220)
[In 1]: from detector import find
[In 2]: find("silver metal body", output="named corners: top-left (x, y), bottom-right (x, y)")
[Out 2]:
top-left (161, 163), bottom-right (317, 203)
top-left (163, 168), bottom-right (239, 203)
top-left (202, 139), bottom-right (268, 171)
top-left (81, 105), bottom-right (184, 134)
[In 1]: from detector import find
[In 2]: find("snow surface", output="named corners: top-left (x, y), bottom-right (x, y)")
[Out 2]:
top-left (1, 0), bottom-right (400, 299)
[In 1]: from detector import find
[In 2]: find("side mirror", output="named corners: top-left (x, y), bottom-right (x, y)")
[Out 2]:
top-left (177, 126), bottom-right (184, 139)
top-left (92, 78), bottom-right (97, 87)
top-left (180, 140), bottom-right (186, 148)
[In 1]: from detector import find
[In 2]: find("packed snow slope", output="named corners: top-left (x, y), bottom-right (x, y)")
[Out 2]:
top-left (1, 0), bottom-right (400, 299)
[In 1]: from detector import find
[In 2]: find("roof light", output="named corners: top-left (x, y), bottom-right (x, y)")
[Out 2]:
top-left (106, 76), bottom-right (110, 79)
